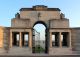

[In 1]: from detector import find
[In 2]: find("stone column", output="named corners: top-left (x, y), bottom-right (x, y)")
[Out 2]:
top-left (50, 32), bottom-right (52, 48)
top-left (59, 32), bottom-right (62, 48)
top-left (10, 31), bottom-right (12, 48)
top-left (19, 32), bottom-right (22, 47)
top-left (69, 32), bottom-right (71, 47)
top-left (29, 30), bottom-right (32, 48)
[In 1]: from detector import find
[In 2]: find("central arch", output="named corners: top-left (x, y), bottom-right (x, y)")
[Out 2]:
top-left (32, 21), bottom-right (49, 53)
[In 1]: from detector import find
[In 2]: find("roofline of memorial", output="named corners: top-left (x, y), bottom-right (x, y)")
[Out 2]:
top-left (20, 8), bottom-right (61, 11)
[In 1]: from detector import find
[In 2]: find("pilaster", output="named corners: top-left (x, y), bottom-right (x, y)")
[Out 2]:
top-left (10, 30), bottom-right (12, 48)
top-left (59, 32), bottom-right (62, 48)
top-left (50, 32), bottom-right (52, 48)
top-left (19, 32), bottom-right (22, 47)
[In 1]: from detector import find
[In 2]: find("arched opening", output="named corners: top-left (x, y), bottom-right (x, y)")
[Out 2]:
top-left (32, 21), bottom-right (48, 53)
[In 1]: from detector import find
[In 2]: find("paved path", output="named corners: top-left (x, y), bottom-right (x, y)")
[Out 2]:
top-left (0, 55), bottom-right (80, 57)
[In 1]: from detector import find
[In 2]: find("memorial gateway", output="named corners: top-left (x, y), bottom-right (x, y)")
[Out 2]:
top-left (0, 5), bottom-right (80, 55)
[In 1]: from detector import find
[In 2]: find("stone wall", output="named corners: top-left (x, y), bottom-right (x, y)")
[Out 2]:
top-left (0, 27), bottom-right (10, 53)
top-left (0, 26), bottom-right (4, 48)
top-left (49, 48), bottom-right (72, 55)
top-left (3, 27), bottom-right (10, 50)
top-left (11, 19), bottom-right (31, 28)
top-left (11, 16), bottom-right (69, 29)
top-left (20, 11), bottom-right (60, 20)
top-left (19, 11), bottom-right (61, 28)
top-left (71, 28), bottom-right (80, 54)
top-left (49, 19), bottom-right (69, 28)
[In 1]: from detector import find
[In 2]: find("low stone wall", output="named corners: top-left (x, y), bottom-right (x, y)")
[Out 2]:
top-left (8, 47), bottom-right (32, 55)
top-left (49, 47), bottom-right (72, 55)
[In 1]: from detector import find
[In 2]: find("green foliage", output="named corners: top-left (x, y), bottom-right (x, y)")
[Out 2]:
top-left (34, 45), bottom-right (45, 53)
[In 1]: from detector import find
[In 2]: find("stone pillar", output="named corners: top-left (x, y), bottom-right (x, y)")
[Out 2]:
top-left (10, 31), bottom-right (12, 48)
top-left (59, 32), bottom-right (62, 48)
top-left (29, 30), bottom-right (32, 48)
top-left (50, 32), bottom-right (52, 48)
top-left (69, 32), bottom-right (71, 47)
top-left (19, 32), bottom-right (22, 47)
top-left (0, 27), bottom-right (3, 48)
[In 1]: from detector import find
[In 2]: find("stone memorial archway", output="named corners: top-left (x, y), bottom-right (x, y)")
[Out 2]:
top-left (0, 5), bottom-right (73, 55)
top-left (32, 21), bottom-right (49, 53)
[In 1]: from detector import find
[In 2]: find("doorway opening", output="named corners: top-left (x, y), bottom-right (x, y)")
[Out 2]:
top-left (12, 32), bottom-right (19, 47)
top-left (22, 32), bottom-right (29, 47)
top-left (61, 32), bottom-right (69, 47)
top-left (52, 32), bottom-right (59, 47)
top-left (32, 21), bottom-right (48, 53)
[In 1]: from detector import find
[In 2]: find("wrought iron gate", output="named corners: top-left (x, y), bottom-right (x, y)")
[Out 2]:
top-left (32, 29), bottom-right (46, 53)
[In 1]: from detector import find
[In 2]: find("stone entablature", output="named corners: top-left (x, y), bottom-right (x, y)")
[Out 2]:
top-left (20, 10), bottom-right (61, 19)
top-left (20, 5), bottom-right (60, 11)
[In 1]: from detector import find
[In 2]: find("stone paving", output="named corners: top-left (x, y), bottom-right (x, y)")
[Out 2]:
top-left (0, 55), bottom-right (80, 57)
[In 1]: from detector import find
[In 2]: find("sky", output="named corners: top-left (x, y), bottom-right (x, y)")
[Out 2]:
top-left (0, 0), bottom-right (80, 27)
top-left (34, 24), bottom-right (46, 40)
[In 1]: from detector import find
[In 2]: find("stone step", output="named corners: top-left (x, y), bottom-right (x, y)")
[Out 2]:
top-left (49, 48), bottom-right (73, 55)
top-left (72, 51), bottom-right (80, 54)
top-left (0, 48), bottom-right (6, 53)
top-left (8, 47), bottom-right (32, 55)
top-left (0, 55), bottom-right (80, 57)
